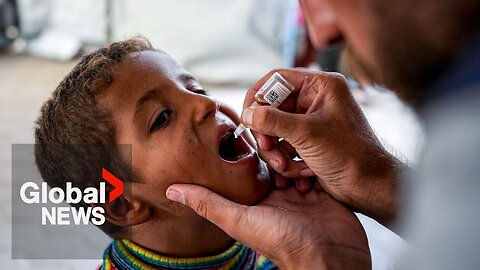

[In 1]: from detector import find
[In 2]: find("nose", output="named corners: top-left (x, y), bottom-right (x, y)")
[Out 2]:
top-left (301, 0), bottom-right (342, 48)
top-left (187, 92), bottom-right (218, 125)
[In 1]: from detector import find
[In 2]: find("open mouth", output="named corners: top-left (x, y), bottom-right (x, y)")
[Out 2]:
top-left (218, 130), bottom-right (251, 162)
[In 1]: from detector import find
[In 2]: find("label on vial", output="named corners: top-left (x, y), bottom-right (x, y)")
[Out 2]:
top-left (257, 77), bottom-right (276, 96)
top-left (263, 82), bottom-right (291, 107)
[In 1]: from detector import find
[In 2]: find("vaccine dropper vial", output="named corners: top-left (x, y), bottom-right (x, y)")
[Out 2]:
top-left (234, 72), bottom-right (294, 138)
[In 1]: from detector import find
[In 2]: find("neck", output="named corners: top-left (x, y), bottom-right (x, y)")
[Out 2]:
top-left (129, 209), bottom-right (233, 257)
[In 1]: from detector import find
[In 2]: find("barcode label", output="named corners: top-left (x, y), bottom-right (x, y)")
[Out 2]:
top-left (263, 81), bottom-right (291, 107)
top-left (264, 89), bottom-right (280, 104)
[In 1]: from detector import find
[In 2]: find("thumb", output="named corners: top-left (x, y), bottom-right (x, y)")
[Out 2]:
top-left (242, 105), bottom-right (306, 145)
top-left (166, 184), bottom-right (248, 240)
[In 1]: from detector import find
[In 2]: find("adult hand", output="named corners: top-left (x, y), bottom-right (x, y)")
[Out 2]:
top-left (217, 100), bottom-right (317, 193)
top-left (242, 69), bottom-right (405, 228)
top-left (166, 185), bottom-right (371, 270)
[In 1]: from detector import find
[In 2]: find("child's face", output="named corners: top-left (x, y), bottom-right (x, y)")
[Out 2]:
top-left (100, 51), bottom-right (270, 210)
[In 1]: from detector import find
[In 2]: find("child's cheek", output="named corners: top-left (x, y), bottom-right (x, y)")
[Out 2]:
top-left (217, 102), bottom-right (241, 125)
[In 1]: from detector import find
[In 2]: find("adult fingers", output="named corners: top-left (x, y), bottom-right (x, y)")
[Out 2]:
top-left (272, 172), bottom-right (290, 189)
top-left (243, 68), bottom-right (317, 110)
top-left (295, 177), bottom-right (314, 193)
top-left (244, 69), bottom-right (350, 120)
top-left (251, 130), bottom-right (275, 151)
top-left (242, 105), bottom-right (307, 144)
top-left (166, 184), bottom-right (249, 242)
top-left (258, 145), bottom-right (314, 177)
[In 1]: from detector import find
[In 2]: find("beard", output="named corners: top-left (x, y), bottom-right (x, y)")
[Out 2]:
top-left (340, 39), bottom-right (452, 109)
top-left (339, 6), bottom-right (462, 108)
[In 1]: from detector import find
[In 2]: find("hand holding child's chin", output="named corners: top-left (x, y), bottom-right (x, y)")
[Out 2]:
top-left (165, 185), bottom-right (371, 269)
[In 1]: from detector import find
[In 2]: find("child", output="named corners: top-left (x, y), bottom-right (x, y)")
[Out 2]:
top-left (34, 37), bottom-right (276, 269)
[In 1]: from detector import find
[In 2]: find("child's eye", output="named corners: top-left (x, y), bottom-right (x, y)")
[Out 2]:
top-left (150, 110), bottom-right (172, 132)
top-left (193, 88), bottom-right (208, 95)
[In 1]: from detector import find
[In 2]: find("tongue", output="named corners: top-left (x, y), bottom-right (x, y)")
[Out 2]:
top-left (219, 132), bottom-right (249, 161)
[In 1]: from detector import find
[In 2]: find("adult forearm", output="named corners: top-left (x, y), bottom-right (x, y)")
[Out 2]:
top-left (359, 174), bottom-right (398, 230)
top-left (352, 152), bottom-right (405, 233)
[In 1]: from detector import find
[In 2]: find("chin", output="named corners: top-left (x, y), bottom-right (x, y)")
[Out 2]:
top-left (241, 159), bottom-right (271, 206)
top-left (216, 124), bottom-right (271, 205)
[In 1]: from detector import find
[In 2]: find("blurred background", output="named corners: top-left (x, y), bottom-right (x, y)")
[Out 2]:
top-left (0, 0), bottom-right (422, 269)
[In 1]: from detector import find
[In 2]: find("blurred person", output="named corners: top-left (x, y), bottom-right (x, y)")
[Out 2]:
top-left (34, 37), bottom-right (369, 269)
top-left (164, 0), bottom-right (480, 269)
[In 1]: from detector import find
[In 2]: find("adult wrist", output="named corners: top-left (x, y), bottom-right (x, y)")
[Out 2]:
top-left (353, 151), bottom-right (405, 230)
top-left (281, 245), bottom-right (371, 270)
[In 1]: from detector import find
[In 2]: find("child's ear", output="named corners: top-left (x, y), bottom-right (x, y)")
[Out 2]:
top-left (97, 196), bottom-right (151, 227)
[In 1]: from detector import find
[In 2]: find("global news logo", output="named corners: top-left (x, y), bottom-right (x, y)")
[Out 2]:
top-left (18, 168), bottom-right (123, 226)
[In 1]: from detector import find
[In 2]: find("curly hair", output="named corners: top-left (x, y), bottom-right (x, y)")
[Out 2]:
top-left (34, 37), bottom-right (157, 237)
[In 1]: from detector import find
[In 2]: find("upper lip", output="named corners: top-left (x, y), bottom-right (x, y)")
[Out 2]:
top-left (217, 123), bottom-right (235, 148)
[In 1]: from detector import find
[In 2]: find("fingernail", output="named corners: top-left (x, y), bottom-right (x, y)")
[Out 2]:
top-left (166, 188), bottom-right (185, 205)
top-left (299, 168), bottom-right (314, 177)
top-left (242, 107), bottom-right (254, 126)
top-left (269, 159), bottom-right (280, 171)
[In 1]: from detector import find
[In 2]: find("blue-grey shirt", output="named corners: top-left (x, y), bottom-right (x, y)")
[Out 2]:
top-left (401, 29), bottom-right (480, 269)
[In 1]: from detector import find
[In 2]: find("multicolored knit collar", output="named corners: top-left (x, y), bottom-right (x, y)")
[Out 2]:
top-left (100, 239), bottom-right (277, 270)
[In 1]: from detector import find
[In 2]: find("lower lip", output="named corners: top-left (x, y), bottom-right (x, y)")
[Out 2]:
top-left (220, 151), bottom-right (258, 166)
top-left (218, 133), bottom-right (258, 166)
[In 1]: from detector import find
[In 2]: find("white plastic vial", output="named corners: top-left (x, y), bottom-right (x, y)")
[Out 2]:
top-left (234, 72), bottom-right (294, 138)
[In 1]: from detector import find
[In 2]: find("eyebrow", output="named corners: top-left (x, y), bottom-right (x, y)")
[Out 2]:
top-left (134, 89), bottom-right (157, 120)
top-left (178, 73), bottom-right (197, 83)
